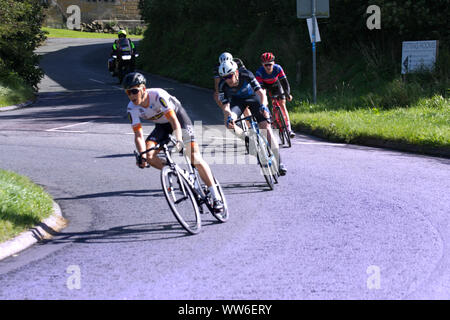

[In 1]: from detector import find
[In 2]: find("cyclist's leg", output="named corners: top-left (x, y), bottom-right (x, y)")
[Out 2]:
top-left (275, 83), bottom-right (293, 133)
top-left (187, 141), bottom-right (223, 205)
top-left (145, 125), bottom-right (169, 169)
top-left (177, 107), bottom-right (221, 201)
top-left (278, 99), bottom-right (292, 132)
top-left (249, 99), bottom-right (286, 174)
top-left (226, 99), bottom-right (246, 140)
top-left (187, 142), bottom-right (213, 186)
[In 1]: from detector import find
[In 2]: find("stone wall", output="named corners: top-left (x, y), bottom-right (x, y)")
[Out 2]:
top-left (43, 0), bottom-right (143, 29)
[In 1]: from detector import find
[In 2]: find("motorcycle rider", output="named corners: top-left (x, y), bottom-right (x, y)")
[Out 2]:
top-left (108, 29), bottom-right (137, 75)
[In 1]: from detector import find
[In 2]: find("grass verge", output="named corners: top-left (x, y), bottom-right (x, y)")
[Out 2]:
top-left (42, 27), bottom-right (143, 39)
top-left (0, 73), bottom-right (34, 108)
top-left (289, 94), bottom-right (450, 155)
top-left (0, 170), bottom-right (54, 243)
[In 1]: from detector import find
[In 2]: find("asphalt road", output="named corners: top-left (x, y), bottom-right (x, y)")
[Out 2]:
top-left (0, 38), bottom-right (449, 300)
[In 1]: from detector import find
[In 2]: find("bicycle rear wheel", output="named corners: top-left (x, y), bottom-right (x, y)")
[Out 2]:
top-left (208, 176), bottom-right (229, 222)
top-left (161, 166), bottom-right (201, 234)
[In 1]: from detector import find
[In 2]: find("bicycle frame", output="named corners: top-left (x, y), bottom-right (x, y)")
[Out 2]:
top-left (137, 137), bottom-right (213, 210)
top-left (269, 93), bottom-right (291, 147)
top-left (270, 95), bottom-right (287, 132)
top-left (235, 114), bottom-right (278, 189)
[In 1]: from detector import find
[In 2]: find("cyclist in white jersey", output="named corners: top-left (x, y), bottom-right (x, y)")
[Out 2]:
top-left (123, 72), bottom-right (223, 212)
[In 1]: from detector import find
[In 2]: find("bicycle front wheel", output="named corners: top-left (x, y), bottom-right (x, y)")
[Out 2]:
top-left (255, 135), bottom-right (275, 190)
top-left (161, 166), bottom-right (201, 234)
top-left (272, 106), bottom-right (285, 146)
top-left (274, 106), bottom-right (291, 148)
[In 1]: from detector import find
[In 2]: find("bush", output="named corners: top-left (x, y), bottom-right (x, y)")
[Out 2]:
top-left (0, 0), bottom-right (47, 90)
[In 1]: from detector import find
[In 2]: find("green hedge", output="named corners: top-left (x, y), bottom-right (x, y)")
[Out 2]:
top-left (0, 0), bottom-right (47, 90)
top-left (137, 0), bottom-right (448, 103)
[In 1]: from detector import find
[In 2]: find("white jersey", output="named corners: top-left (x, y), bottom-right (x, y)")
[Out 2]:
top-left (127, 88), bottom-right (181, 131)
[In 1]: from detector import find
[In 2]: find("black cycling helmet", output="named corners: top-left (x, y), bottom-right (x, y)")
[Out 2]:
top-left (122, 72), bottom-right (146, 89)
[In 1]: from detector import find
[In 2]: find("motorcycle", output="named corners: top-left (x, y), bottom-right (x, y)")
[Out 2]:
top-left (108, 38), bottom-right (139, 84)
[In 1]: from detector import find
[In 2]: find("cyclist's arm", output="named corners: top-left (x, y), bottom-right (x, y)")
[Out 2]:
top-left (279, 77), bottom-right (291, 99)
top-left (128, 109), bottom-right (147, 157)
top-left (277, 65), bottom-right (292, 99)
top-left (247, 70), bottom-right (267, 106)
top-left (134, 126), bottom-right (146, 155)
top-left (165, 109), bottom-right (183, 143)
top-left (217, 82), bottom-right (231, 113)
top-left (214, 77), bottom-right (222, 107)
top-left (256, 88), bottom-right (268, 106)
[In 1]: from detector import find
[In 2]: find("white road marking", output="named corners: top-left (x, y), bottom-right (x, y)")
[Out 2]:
top-left (90, 78), bottom-right (122, 90)
top-left (293, 141), bottom-right (347, 146)
top-left (46, 121), bottom-right (91, 133)
top-left (89, 78), bottom-right (106, 84)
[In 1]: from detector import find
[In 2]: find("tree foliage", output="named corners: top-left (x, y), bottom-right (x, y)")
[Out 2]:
top-left (0, 0), bottom-right (47, 90)
top-left (138, 0), bottom-right (448, 89)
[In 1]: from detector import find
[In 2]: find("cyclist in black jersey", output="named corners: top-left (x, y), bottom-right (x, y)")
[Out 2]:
top-left (217, 60), bottom-right (287, 176)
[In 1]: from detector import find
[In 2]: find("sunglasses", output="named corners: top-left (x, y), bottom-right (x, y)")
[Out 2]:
top-left (264, 63), bottom-right (273, 67)
top-left (126, 88), bottom-right (140, 95)
top-left (222, 73), bottom-right (234, 80)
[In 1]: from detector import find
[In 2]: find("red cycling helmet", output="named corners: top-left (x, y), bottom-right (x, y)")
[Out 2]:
top-left (260, 52), bottom-right (275, 63)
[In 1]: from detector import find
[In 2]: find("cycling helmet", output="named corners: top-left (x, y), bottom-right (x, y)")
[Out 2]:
top-left (260, 52), bottom-right (275, 63)
top-left (218, 60), bottom-right (238, 77)
top-left (219, 52), bottom-right (233, 64)
top-left (118, 29), bottom-right (127, 37)
top-left (122, 72), bottom-right (146, 89)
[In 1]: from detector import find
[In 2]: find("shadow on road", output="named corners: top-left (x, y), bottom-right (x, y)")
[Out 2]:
top-left (54, 189), bottom-right (164, 201)
top-left (221, 181), bottom-right (271, 194)
top-left (40, 222), bottom-right (204, 244)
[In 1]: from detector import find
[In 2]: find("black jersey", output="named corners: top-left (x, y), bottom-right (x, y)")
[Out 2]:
top-left (218, 69), bottom-right (263, 105)
top-left (213, 58), bottom-right (246, 78)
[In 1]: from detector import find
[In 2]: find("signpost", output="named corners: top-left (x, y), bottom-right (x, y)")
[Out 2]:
top-left (401, 40), bottom-right (439, 74)
top-left (297, 0), bottom-right (329, 104)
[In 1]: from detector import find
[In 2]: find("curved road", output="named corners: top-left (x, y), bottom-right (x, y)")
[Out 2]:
top-left (0, 38), bottom-right (449, 299)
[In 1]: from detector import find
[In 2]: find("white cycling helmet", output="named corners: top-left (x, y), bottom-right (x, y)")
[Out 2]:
top-left (218, 60), bottom-right (238, 77)
top-left (218, 52), bottom-right (233, 64)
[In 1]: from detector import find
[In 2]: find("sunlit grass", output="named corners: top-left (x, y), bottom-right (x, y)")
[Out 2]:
top-left (42, 27), bottom-right (143, 39)
top-left (0, 170), bottom-right (53, 243)
top-left (290, 95), bottom-right (450, 148)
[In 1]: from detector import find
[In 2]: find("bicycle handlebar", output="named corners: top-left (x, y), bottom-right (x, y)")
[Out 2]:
top-left (139, 135), bottom-right (177, 156)
top-left (134, 135), bottom-right (178, 168)
top-left (234, 115), bottom-right (255, 124)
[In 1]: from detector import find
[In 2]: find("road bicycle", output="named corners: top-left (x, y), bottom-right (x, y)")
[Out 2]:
top-left (135, 136), bottom-right (228, 235)
top-left (235, 114), bottom-right (279, 190)
top-left (269, 93), bottom-right (291, 148)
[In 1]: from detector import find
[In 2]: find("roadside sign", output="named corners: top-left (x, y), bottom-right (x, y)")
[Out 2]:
top-left (401, 40), bottom-right (439, 74)
top-left (297, 1), bottom-right (329, 104)
top-left (307, 18), bottom-right (321, 42)
top-left (297, 0), bottom-right (329, 18)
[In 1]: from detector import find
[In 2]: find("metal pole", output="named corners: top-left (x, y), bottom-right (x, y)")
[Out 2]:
top-left (312, 0), bottom-right (317, 104)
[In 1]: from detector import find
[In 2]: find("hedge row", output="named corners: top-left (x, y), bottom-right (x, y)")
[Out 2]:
top-left (137, 0), bottom-right (449, 91)
top-left (0, 0), bottom-right (47, 90)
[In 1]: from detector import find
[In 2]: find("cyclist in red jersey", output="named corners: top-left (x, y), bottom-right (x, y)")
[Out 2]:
top-left (255, 52), bottom-right (295, 138)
